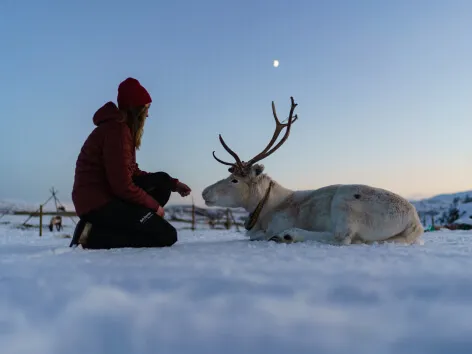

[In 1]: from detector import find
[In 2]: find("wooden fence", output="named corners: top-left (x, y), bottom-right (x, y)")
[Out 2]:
top-left (12, 204), bottom-right (244, 236)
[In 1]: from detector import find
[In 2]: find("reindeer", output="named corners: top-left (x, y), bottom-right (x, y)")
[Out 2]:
top-left (49, 215), bottom-right (63, 232)
top-left (201, 97), bottom-right (424, 245)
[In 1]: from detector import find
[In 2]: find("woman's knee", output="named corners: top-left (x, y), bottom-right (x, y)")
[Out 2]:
top-left (142, 214), bottom-right (178, 247)
top-left (134, 172), bottom-right (172, 190)
top-left (160, 224), bottom-right (177, 247)
top-left (134, 172), bottom-right (172, 206)
top-left (151, 172), bottom-right (172, 185)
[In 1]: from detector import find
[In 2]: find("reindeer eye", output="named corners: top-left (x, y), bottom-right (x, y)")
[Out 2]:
top-left (231, 179), bottom-right (239, 183)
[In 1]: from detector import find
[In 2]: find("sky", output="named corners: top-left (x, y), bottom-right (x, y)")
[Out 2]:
top-left (1, 0), bottom-right (472, 209)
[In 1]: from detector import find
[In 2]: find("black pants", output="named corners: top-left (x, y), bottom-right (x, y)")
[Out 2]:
top-left (71, 172), bottom-right (177, 249)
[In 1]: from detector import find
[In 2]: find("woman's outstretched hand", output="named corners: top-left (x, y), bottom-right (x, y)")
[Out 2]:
top-left (176, 181), bottom-right (191, 197)
top-left (156, 205), bottom-right (165, 218)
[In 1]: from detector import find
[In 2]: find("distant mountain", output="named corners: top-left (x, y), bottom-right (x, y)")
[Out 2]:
top-left (411, 190), bottom-right (472, 211)
top-left (410, 190), bottom-right (472, 226)
top-left (0, 199), bottom-right (39, 214)
top-left (0, 199), bottom-right (74, 214)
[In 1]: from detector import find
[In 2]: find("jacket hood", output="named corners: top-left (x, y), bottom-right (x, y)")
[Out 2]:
top-left (93, 101), bottom-right (123, 126)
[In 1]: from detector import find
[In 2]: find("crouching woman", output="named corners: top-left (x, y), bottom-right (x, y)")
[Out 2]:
top-left (70, 77), bottom-right (191, 249)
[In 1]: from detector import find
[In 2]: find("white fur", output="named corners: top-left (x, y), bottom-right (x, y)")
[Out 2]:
top-left (202, 164), bottom-right (424, 245)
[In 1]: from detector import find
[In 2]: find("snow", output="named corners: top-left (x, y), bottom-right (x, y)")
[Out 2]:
top-left (2, 216), bottom-right (472, 354)
top-left (455, 203), bottom-right (472, 225)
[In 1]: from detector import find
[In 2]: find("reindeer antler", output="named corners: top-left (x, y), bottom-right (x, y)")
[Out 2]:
top-left (212, 96), bottom-right (298, 175)
top-left (212, 135), bottom-right (245, 173)
top-left (245, 96), bottom-right (298, 166)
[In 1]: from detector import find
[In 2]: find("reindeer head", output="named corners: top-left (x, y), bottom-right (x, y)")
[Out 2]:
top-left (202, 97), bottom-right (298, 209)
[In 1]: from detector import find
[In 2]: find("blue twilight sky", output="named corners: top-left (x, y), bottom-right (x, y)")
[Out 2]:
top-left (1, 0), bottom-right (472, 208)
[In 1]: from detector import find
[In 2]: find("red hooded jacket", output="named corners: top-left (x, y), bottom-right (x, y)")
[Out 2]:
top-left (72, 101), bottom-right (178, 217)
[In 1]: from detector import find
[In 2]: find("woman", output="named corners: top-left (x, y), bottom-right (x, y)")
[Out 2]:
top-left (70, 77), bottom-right (191, 249)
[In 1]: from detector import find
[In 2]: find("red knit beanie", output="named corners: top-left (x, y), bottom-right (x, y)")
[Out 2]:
top-left (117, 77), bottom-right (152, 109)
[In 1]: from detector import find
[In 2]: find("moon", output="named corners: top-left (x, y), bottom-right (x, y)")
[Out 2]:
top-left (273, 60), bottom-right (279, 68)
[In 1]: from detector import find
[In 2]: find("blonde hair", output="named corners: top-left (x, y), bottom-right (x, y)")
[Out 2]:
top-left (120, 105), bottom-right (149, 149)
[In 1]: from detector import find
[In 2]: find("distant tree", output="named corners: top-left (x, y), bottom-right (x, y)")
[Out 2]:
top-left (452, 196), bottom-right (461, 207)
top-left (439, 197), bottom-right (465, 225)
top-left (438, 211), bottom-right (447, 225)
top-left (463, 194), bottom-right (472, 203)
top-left (423, 210), bottom-right (440, 226)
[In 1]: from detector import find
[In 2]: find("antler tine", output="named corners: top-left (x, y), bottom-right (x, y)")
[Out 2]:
top-left (259, 100), bottom-right (297, 155)
top-left (211, 134), bottom-right (246, 174)
top-left (272, 101), bottom-right (298, 125)
top-left (212, 151), bottom-right (235, 166)
top-left (246, 96), bottom-right (298, 166)
top-left (218, 134), bottom-right (244, 167)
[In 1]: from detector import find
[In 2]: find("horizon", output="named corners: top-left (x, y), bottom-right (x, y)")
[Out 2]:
top-left (2, 185), bottom-right (472, 213)
top-left (1, 0), bottom-right (472, 208)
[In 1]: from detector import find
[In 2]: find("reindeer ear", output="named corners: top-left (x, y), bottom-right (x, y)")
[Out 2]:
top-left (251, 164), bottom-right (265, 177)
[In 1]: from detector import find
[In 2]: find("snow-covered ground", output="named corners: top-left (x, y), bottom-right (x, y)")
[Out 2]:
top-left (1, 215), bottom-right (472, 354)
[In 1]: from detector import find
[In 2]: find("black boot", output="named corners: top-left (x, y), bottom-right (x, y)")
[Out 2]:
top-left (69, 219), bottom-right (92, 248)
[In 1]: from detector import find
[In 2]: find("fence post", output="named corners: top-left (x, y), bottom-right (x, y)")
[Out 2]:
top-left (191, 201), bottom-right (195, 231)
top-left (225, 208), bottom-right (231, 229)
top-left (39, 204), bottom-right (43, 237)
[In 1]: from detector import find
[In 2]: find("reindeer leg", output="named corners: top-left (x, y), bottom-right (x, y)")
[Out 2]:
top-left (331, 209), bottom-right (358, 245)
top-left (247, 229), bottom-right (269, 241)
top-left (269, 228), bottom-right (334, 244)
